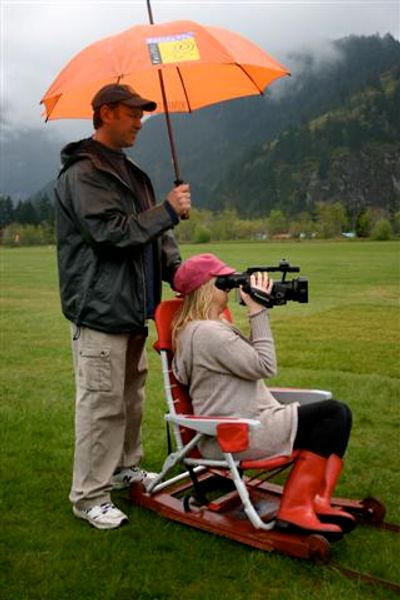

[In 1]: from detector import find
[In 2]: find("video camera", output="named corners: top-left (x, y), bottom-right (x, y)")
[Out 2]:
top-left (215, 259), bottom-right (308, 309)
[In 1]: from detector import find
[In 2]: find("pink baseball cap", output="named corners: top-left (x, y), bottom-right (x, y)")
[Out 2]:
top-left (173, 254), bottom-right (236, 295)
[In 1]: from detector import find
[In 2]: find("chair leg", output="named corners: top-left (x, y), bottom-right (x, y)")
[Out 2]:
top-left (225, 453), bottom-right (275, 531)
top-left (147, 433), bottom-right (203, 494)
top-left (187, 465), bottom-right (209, 505)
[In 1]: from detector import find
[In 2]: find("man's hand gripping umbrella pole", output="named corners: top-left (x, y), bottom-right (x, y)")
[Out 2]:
top-left (167, 183), bottom-right (191, 221)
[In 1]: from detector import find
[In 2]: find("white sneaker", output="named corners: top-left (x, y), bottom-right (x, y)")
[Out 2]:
top-left (73, 502), bottom-right (128, 530)
top-left (111, 466), bottom-right (159, 490)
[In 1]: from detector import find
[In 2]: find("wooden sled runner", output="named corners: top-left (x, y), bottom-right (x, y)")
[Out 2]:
top-left (130, 298), bottom-right (387, 564)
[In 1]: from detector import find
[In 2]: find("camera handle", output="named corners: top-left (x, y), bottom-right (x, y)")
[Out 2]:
top-left (241, 284), bottom-right (274, 309)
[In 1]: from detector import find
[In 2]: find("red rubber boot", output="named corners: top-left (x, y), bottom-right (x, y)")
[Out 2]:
top-left (314, 454), bottom-right (356, 533)
top-left (276, 450), bottom-right (343, 541)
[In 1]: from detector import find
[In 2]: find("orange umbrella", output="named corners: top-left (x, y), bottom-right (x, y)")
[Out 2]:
top-left (41, 17), bottom-right (289, 182)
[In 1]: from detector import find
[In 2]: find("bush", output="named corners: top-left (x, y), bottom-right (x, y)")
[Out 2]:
top-left (289, 212), bottom-right (317, 239)
top-left (371, 218), bottom-right (393, 240)
top-left (194, 225), bottom-right (211, 244)
top-left (356, 208), bottom-right (393, 238)
top-left (393, 211), bottom-right (400, 237)
top-left (1, 222), bottom-right (55, 246)
top-left (356, 209), bottom-right (374, 237)
top-left (267, 209), bottom-right (287, 237)
top-left (316, 201), bottom-right (348, 238)
top-left (209, 209), bottom-right (239, 241)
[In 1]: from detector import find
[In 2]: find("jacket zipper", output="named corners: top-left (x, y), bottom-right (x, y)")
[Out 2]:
top-left (93, 159), bottom-right (149, 327)
top-left (142, 175), bottom-right (152, 210)
top-left (139, 254), bottom-right (147, 326)
top-left (141, 173), bottom-right (162, 308)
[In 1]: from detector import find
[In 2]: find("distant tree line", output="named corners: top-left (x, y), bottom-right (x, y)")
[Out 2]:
top-left (174, 204), bottom-right (399, 243)
top-left (1, 195), bottom-right (398, 247)
top-left (0, 194), bottom-right (55, 246)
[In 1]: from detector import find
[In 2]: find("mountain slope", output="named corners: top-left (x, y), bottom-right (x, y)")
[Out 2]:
top-left (212, 62), bottom-right (400, 221)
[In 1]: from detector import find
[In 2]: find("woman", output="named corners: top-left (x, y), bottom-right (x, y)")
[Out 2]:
top-left (172, 253), bottom-right (355, 537)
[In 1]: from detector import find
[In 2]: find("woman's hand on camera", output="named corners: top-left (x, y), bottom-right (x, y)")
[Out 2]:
top-left (240, 272), bottom-right (273, 316)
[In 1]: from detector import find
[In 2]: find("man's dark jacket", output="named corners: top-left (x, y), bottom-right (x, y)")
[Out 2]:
top-left (55, 138), bottom-right (182, 335)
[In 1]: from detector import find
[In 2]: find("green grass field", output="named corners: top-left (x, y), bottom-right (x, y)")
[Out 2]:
top-left (1, 241), bottom-right (399, 600)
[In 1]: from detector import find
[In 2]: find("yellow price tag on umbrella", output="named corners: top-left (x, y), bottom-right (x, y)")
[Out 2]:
top-left (147, 32), bottom-right (200, 64)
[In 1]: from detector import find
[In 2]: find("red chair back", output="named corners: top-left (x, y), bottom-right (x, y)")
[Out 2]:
top-left (154, 298), bottom-right (232, 451)
top-left (153, 297), bottom-right (183, 353)
top-left (154, 297), bottom-right (233, 353)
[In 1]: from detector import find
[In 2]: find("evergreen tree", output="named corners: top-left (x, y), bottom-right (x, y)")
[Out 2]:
top-left (0, 196), bottom-right (14, 227)
top-left (14, 200), bottom-right (40, 225)
top-left (36, 194), bottom-right (55, 225)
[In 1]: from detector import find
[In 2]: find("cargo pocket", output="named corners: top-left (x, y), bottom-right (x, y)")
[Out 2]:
top-left (78, 346), bottom-right (112, 392)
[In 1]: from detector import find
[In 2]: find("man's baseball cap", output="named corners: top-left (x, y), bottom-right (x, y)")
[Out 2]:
top-left (91, 83), bottom-right (157, 112)
top-left (173, 254), bottom-right (236, 295)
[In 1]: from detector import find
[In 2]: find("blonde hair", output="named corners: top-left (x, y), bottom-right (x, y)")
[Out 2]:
top-left (172, 278), bottom-right (217, 353)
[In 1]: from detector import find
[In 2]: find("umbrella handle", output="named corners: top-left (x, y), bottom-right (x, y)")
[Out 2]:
top-left (174, 178), bottom-right (190, 220)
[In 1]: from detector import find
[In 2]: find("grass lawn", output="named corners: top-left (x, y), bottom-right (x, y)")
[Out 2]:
top-left (1, 240), bottom-right (399, 599)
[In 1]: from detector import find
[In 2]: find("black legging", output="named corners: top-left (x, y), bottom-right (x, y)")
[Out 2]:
top-left (293, 400), bottom-right (352, 458)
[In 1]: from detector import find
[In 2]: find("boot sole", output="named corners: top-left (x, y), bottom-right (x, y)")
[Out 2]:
top-left (275, 519), bottom-right (343, 542)
top-left (318, 513), bottom-right (356, 533)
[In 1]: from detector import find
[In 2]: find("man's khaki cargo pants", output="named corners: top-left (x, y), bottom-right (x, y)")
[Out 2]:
top-left (69, 324), bottom-right (148, 510)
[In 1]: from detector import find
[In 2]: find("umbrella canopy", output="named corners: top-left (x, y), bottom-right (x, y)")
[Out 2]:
top-left (41, 20), bottom-right (290, 120)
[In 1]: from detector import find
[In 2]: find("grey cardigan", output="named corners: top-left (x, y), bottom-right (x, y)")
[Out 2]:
top-left (172, 309), bottom-right (299, 460)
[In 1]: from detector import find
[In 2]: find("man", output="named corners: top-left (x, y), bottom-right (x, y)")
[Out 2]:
top-left (55, 83), bottom-right (191, 529)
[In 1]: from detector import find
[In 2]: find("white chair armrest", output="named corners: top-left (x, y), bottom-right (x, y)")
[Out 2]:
top-left (269, 387), bottom-right (332, 405)
top-left (165, 414), bottom-right (261, 436)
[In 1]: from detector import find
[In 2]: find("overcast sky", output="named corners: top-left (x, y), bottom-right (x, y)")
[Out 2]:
top-left (1, 0), bottom-right (399, 139)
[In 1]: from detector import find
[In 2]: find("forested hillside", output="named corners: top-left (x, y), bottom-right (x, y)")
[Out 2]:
top-left (212, 60), bottom-right (400, 223)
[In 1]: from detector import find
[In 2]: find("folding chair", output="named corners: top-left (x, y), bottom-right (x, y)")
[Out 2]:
top-left (129, 298), bottom-right (385, 562)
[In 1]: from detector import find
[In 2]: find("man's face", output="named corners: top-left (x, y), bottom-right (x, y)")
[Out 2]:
top-left (101, 104), bottom-right (144, 148)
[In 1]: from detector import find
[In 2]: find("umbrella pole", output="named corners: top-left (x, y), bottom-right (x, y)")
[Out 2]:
top-left (146, 0), bottom-right (183, 186)
top-left (157, 73), bottom-right (183, 186)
